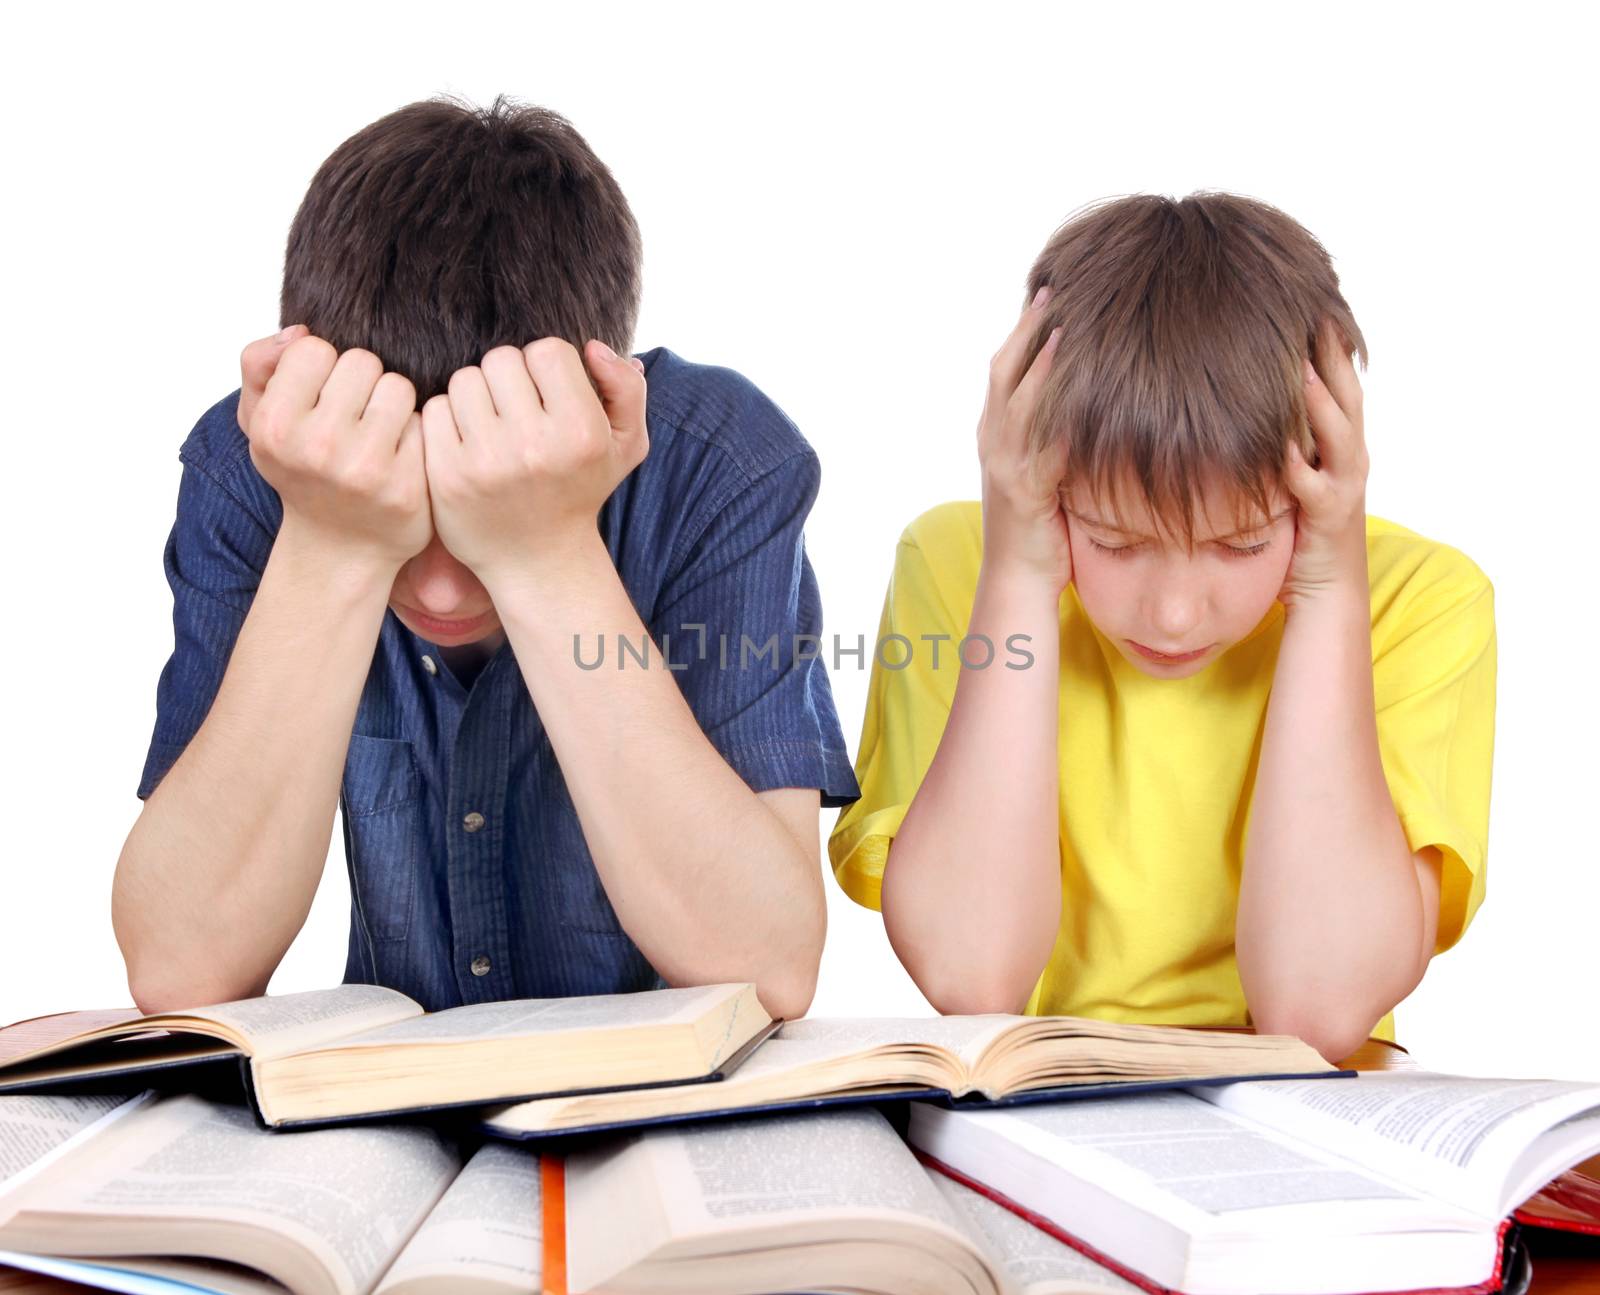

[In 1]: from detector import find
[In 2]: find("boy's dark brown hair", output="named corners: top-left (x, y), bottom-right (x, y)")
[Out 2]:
top-left (1023, 191), bottom-right (1367, 548)
top-left (280, 94), bottom-right (642, 402)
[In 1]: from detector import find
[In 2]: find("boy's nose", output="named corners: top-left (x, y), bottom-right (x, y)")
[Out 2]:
top-left (1145, 584), bottom-right (1205, 646)
top-left (405, 538), bottom-right (485, 617)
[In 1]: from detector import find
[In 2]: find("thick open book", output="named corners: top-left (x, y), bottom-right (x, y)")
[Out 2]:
top-left (905, 1071), bottom-right (1600, 1295)
top-left (482, 1013), bottom-right (1342, 1141)
top-left (0, 984), bottom-right (771, 1128)
top-left (0, 1090), bottom-right (547, 1295)
top-left (557, 1103), bottom-right (1161, 1293)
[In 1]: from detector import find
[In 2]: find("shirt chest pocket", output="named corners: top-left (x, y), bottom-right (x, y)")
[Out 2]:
top-left (340, 734), bottom-right (421, 944)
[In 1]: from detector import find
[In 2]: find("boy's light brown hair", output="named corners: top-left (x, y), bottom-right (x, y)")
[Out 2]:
top-left (279, 94), bottom-right (642, 402)
top-left (1023, 191), bottom-right (1367, 547)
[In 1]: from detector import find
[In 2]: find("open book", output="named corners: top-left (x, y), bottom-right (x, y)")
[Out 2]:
top-left (905, 1071), bottom-right (1600, 1295)
top-left (558, 1103), bottom-right (1160, 1293)
top-left (0, 984), bottom-right (771, 1128)
top-left (0, 1090), bottom-right (547, 1295)
top-left (482, 1013), bottom-right (1342, 1140)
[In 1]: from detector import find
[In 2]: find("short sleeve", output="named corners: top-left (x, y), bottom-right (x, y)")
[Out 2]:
top-left (826, 533), bottom-right (968, 910)
top-left (1373, 570), bottom-right (1497, 956)
top-left (649, 448), bottom-right (859, 809)
top-left (137, 435), bottom-right (276, 800)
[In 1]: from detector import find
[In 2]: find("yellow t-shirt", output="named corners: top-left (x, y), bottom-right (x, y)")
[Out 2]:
top-left (827, 501), bottom-right (1496, 1044)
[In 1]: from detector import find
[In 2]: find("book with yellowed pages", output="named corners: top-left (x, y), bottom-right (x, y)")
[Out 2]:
top-left (0, 1090), bottom-right (547, 1295)
top-left (0, 983), bottom-right (773, 1129)
top-left (0, 1091), bottom-right (1183, 1295)
top-left (0, 1090), bottom-right (1566, 1295)
top-left (481, 1014), bottom-right (1345, 1142)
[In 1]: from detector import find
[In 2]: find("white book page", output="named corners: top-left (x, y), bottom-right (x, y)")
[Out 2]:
top-left (1, 1096), bottom-right (458, 1295)
top-left (930, 1171), bottom-right (1144, 1294)
top-left (0, 1095), bottom-right (134, 1181)
top-left (920, 1092), bottom-right (1473, 1237)
top-left (321, 984), bottom-right (742, 1050)
top-left (374, 1141), bottom-right (540, 1294)
top-left (1191, 1072), bottom-right (1600, 1219)
top-left (181, 987), bottom-right (422, 1061)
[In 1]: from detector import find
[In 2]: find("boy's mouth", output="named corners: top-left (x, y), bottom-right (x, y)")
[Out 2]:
top-left (401, 606), bottom-right (495, 636)
top-left (1128, 639), bottom-right (1211, 663)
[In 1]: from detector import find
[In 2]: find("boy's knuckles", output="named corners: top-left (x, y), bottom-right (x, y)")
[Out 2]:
top-left (369, 370), bottom-right (417, 410)
top-left (522, 336), bottom-right (577, 365)
top-left (448, 366), bottom-right (484, 399)
top-left (482, 345), bottom-right (527, 376)
top-left (335, 348), bottom-right (384, 385)
top-left (283, 337), bottom-right (338, 382)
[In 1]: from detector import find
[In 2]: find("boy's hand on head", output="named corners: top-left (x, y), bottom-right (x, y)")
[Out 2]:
top-left (246, 336), bottom-right (432, 574)
top-left (1277, 320), bottom-right (1371, 610)
top-left (419, 337), bottom-right (649, 591)
top-left (235, 325), bottom-right (311, 437)
top-left (977, 286), bottom-right (1073, 594)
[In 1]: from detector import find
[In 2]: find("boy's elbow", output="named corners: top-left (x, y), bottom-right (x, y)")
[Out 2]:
top-left (921, 977), bottom-right (1032, 1017)
top-left (126, 972), bottom-right (242, 1018)
top-left (1250, 1004), bottom-right (1375, 1067)
top-left (756, 972), bottom-right (817, 1023)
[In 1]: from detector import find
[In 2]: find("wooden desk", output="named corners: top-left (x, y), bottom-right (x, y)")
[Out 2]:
top-left (1339, 1039), bottom-right (1600, 1293)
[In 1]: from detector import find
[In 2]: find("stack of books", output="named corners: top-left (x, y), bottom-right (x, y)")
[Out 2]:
top-left (0, 983), bottom-right (1593, 1294)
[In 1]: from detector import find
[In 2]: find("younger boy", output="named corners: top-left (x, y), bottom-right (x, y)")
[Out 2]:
top-left (828, 193), bottom-right (1495, 1062)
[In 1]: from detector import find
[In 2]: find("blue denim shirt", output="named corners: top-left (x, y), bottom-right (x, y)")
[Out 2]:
top-left (138, 347), bottom-right (861, 1012)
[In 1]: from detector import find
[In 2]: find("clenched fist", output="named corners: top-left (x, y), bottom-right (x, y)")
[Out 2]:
top-left (418, 337), bottom-right (649, 589)
top-left (240, 330), bottom-right (432, 576)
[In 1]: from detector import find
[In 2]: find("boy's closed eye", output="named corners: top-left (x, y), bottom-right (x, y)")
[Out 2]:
top-left (1062, 504), bottom-right (1292, 558)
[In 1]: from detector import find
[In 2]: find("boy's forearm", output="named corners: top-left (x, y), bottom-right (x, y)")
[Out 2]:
top-left (112, 525), bottom-right (396, 1012)
top-left (1236, 584), bottom-right (1426, 1060)
top-left (485, 534), bottom-right (824, 1022)
top-left (880, 563), bottom-right (1063, 1016)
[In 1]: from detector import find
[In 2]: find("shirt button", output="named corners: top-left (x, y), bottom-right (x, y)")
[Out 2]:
top-left (421, 654), bottom-right (438, 676)
top-left (470, 955), bottom-right (492, 977)
top-left (462, 811), bottom-right (486, 833)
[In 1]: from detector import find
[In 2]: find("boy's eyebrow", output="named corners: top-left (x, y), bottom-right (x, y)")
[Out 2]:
top-left (1062, 505), bottom-right (1295, 542)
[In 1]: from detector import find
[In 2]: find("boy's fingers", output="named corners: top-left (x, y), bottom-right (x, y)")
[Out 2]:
top-left (1005, 327), bottom-right (1063, 447)
top-left (582, 339), bottom-right (648, 446)
top-left (1302, 359), bottom-right (1350, 477)
top-left (1314, 320), bottom-right (1363, 423)
top-left (446, 364), bottom-right (499, 441)
top-left (361, 370), bottom-right (418, 435)
top-left (396, 410), bottom-right (426, 473)
top-left (258, 335), bottom-right (339, 427)
top-left (420, 392), bottom-right (462, 451)
top-left (319, 347), bottom-right (386, 420)
top-left (522, 337), bottom-right (595, 431)
top-left (237, 324), bottom-right (311, 432)
top-left (481, 344), bottom-right (544, 430)
top-left (988, 284), bottom-right (1054, 403)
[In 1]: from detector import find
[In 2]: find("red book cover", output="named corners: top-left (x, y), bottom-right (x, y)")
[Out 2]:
top-left (1513, 1166), bottom-right (1600, 1237)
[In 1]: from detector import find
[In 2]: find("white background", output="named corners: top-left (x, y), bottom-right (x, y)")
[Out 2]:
top-left (2, 3), bottom-right (1594, 1078)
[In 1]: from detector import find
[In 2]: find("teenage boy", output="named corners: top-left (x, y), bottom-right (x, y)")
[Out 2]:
top-left (113, 97), bottom-right (860, 1020)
